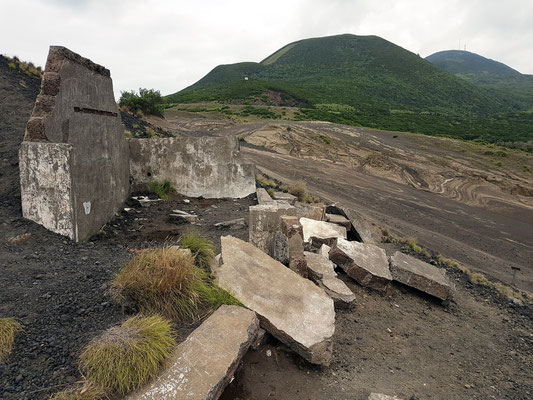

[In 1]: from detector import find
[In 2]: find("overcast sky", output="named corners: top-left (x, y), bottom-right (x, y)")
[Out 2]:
top-left (1, 0), bottom-right (532, 99)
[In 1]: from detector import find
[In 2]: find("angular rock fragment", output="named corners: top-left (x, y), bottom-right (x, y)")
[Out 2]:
top-left (319, 244), bottom-right (331, 258)
top-left (300, 217), bottom-right (347, 244)
top-left (325, 213), bottom-right (351, 230)
top-left (295, 202), bottom-right (325, 221)
top-left (368, 393), bottom-right (404, 400)
top-left (304, 251), bottom-right (355, 307)
top-left (214, 217), bottom-right (246, 230)
top-left (215, 236), bottom-right (335, 366)
top-left (330, 238), bottom-right (392, 291)
top-left (249, 202), bottom-right (296, 254)
top-left (256, 188), bottom-right (275, 205)
top-left (127, 305), bottom-right (259, 400)
top-left (326, 204), bottom-right (378, 243)
top-left (273, 191), bottom-right (297, 205)
top-left (389, 251), bottom-right (453, 301)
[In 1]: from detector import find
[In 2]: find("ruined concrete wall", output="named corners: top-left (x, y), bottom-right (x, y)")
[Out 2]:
top-left (20, 46), bottom-right (130, 241)
top-left (129, 136), bottom-right (256, 198)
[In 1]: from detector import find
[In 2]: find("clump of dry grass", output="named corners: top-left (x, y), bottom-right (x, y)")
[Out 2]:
top-left (281, 180), bottom-right (320, 203)
top-left (79, 315), bottom-right (175, 395)
top-left (7, 233), bottom-right (32, 245)
top-left (0, 318), bottom-right (22, 362)
top-left (110, 246), bottom-right (239, 321)
top-left (49, 382), bottom-right (105, 400)
top-left (256, 173), bottom-right (276, 188)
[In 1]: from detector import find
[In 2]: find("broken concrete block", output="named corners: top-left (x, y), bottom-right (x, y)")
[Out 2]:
top-left (330, 238), bottom-right (392, 291)
top-left (270, 231), bottom-right (289, 265)
top-left (256, 188), bottom-right (275, 205)
top-left (216, 236), bottom-right (335, 366)
top-left (249, 202), bottom-right (296, 254)
top-left (20, 46), bottom-right (130, 241)
top-left (295, 202), bottom-right (325, 221)
top-left (300, 217), bottom-right (347, 244)
top-left (326, 204), bottom-right (378, 243)
top-left (389, 251), bottom-right (453, 301)
top-left (319, 244), bottom-right (331, 258)
top-left (214, 217), bottom-right (246, 230)
top-left (127, 305), bottom-right (259, 400)
top-left (288, 252), bottom-right (308, 278)
top-left (273, 191), bottom-right (297, 205)
top-left (368, 393), bottom-right (404, 400)
top-left (325, 213), bottom-right (351, 230)
top-left (129, 136), bottom-right (256, 199)
top-left (304, 252), bottom-right (355, 307)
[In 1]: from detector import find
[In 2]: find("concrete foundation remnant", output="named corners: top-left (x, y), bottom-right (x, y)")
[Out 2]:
top-left (19, 46), bottom-right (130, 241)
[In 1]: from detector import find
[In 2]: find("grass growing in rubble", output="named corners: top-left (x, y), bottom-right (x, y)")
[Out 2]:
top-left (281, 180), bottom-right (321, 203)
top-left (180, 232), bottom-right (215, 270)
top-left (0, 318), bottom-right (22, 362)
top-left (110, 246), bottom-right (240, 321)
top-left (79, 315), bottom-right (175, 395)
top-left (147, 180), bottom-right (173, 200)
top-left (381, 228), bottom-right (533, 304)
top-left (49, 382), bottom-right (105, 400)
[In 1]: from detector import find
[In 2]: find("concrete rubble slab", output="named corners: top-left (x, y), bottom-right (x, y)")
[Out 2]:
top-left (214, 218), bottom-right (246, 230)
top-left (300, 217), bottom-right (347, 243)
top-left (304, 251), bottom-right (355, 307)
top-left (325, 213), bottom-right (351, 230)
top-left (256, 188), bottom-right (275, 205)
top-left (249, 202), bottom-right (296, 254)
top-left (127, 305), bottom-right (259, 400)
top-left (295, 202), bottom-right (325, 221)
top-left (389, 251), bottom-right (453, 301)
top-left (330, 238), bottom-right (392, 291)
top-left (273, 191), bottom-right (297, 204)
top-left (215, 236), bottom-right (335, 366)
top-left (320, 244), bottom-right (331, 258)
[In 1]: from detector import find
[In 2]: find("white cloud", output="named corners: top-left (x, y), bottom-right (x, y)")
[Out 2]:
top-left (1, 0), bottom-right (531, 98)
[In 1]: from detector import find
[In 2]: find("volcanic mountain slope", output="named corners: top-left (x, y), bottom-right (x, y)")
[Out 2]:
top-left (427, 50), bottom-right (533, 109)
top-left (166, 34), bottom-right (533, 143)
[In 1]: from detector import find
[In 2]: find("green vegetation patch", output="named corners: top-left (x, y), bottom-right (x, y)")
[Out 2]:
top-left (119, 88), bottom-right (164, 117)
top-left (79, 315), bottom-right (175, 395)
top-left (148, 180), bottom-right (173, 200)
top-left (180, 232), bottom-right (215, 271)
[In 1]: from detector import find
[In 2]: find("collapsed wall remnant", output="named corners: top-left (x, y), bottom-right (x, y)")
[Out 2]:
top-left (128, 136), bottom-right (256, 198)
top-left (19, 46), bottom-right (130, 241)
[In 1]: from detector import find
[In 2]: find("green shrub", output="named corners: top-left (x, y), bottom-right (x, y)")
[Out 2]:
top-left (320, 135), bottom-right (331, 144)
top-left (266, 188), bottom-right (275, 198)
top-left (148, 180), bottom-right (173, 200)
top-left (180, 233), bottom-right (215, 270)
top-left (145, 127), bottom-right (158, 138)
top-left (79, 315), bottom-right (175, 395)
top-left (0, 318), bottom-right (22, 362)
top-left (119, 88), bottom-right (164, 117)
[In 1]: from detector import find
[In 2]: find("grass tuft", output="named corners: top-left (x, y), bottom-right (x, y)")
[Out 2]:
top-left (180, 233), bottom-right (215, 271)
top-left (79, 315), bottom-right (175, 395)
top-left (148, 180), bottom-right (173, 200)
top-left (0, 318), bottom-right (22, 362)
top-left (110, 246), bottom-right (238, 321)
top-left (256, 173), bottom-right (276, 188)
top-left (49, 382), bottom-right (105, 400)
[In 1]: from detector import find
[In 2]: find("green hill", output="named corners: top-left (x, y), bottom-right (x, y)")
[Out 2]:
top-left (426, 50), bottom-right (533, 110)
top-left (166, 34), bottom-right (533, 144)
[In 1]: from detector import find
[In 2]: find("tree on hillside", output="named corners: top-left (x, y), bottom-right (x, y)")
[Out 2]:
top-left (119, 88), bottom-right (164, 117)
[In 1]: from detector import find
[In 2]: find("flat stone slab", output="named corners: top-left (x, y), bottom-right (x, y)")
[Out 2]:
top-left (300, 217), bottom-right (347, 243)
top-left (256, 188), bottom-right (275, 205)
top-left (216, 236), bottom-right (335, 366)
top-left (330, 238), bottom-right (392, 291)
top-left (305, 251), bottom-right (355, 307)
top-left (389, 251), bottom-right (453, 301)
top-left (326, 213), bottom-right (351, 230)
top-left (273, 191), bottom-right (297, 204)
top-left (127, 305), bottom-right (259, 400)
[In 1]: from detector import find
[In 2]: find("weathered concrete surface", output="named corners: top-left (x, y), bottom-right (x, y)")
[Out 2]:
top-left (19, 142), bottom-right (74, 238)
top-left (280, 216), bottom-right (307, 276)
top-left (20, 46), bottom-right (130, 241)
top-left (330, 238), bottom-right (392, 291)
top-left (216, 236), bottom-right (335, 366)
top-left (256, 188), bottom-right (275, 204)
top-left (128, 305), bottom-right (259, 400)
top-left (129, 136), bottom-right (256, 198)
top-left (274, 191), bottom-right (297, 204)
top-left (320, 244), bottom-right (331, 258)
top-left (270, 231), bottom-right (289, 265)
top-left (295, 202), bottom-right (325, 221)
top-left (300, 217), bottom-right (347, 243)
top-left (325, 213), bottom-right (351, 231)
top-left (249, 202), bottom-right (296, 254)
top-left (304, 251), bottom-right (355, 307)
top-left (389, 251), bottom-right (453, 301)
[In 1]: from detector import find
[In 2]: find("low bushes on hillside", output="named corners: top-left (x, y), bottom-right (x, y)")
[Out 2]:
top-left (119, 88), bottom-right (164, 117)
